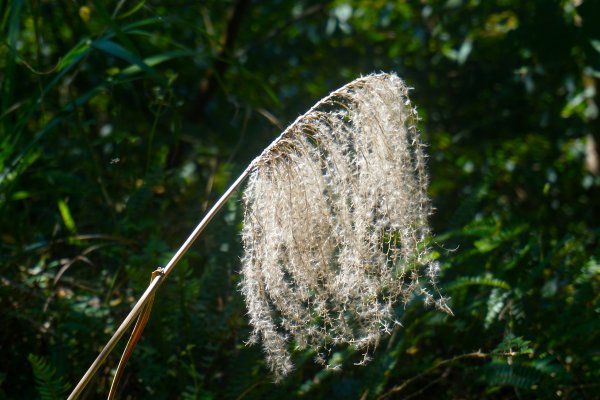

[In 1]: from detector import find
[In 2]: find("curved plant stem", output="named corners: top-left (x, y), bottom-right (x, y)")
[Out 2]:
top-left (67, 73), bottom-right (339, 398)
top-left (67, 163), bottom-right (254, 400)
top-left (107, 268), bottom-right (163, 400)
top-left (68, 73), bottom-right (408, 399)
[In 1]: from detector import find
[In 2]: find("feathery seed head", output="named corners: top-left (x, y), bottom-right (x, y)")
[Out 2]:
top-left (240, 73), bottom-right (450, 380)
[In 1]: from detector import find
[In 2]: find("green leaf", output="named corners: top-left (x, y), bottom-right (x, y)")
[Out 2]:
top-left (57, 199), bottom-right (77, 234)
top-left (456, 38), bottom-right (473, 65)
top-left (92, 38), bottom-right (161, 80)
top-left (89, 0), bottom-right (142, 55)
top-left (57, 39), bottom-right (91, 72)
top-left (119, 49), bottom-right (191, 76)
top-left (494, 333), bottom-right (534, 355)
top-left (120, 16), bottom-right (165, 32)
top-left (442, 38), bottom-right (473, 65)
top-left (473, 224), bottom-right (527, 253)
top-left (117, 0), bottom-right (147, 19)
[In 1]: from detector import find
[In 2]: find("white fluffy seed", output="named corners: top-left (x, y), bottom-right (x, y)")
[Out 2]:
top-left (240, 73), bottom-right (450, 380)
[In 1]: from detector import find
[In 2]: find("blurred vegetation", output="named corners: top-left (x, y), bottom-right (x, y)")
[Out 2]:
top-left (1, 0), bottom-right (599, 399)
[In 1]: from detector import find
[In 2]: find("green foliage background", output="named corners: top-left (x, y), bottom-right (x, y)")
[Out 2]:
top-left (1, 0), bottom-right (599, 398)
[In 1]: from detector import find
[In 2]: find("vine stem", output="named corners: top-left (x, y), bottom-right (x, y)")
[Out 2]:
top-left (68, 162), bottom-right (254, 400)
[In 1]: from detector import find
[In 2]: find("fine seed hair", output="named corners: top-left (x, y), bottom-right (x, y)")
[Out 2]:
top-left (240, 73), bottom-right (451, 380)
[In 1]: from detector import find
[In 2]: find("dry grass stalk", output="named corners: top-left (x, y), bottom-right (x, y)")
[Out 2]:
top-left (240, 73), bottom-right (451, 379)
top-left (69, 73), bottom-right (449, 399)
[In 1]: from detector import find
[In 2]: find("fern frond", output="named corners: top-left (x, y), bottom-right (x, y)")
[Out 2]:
top-left (483, 363), bottom-right (542, 389)
top-left (485, 288), bottom-right (510, 329)
top-left (28, 354), bottom-right (70, 400)
top-left (494, 333), bottom-right (534, 356)
top-left (446, 276), bottom-right (510, 291)
top-left (473, 223), bottom-right (528, 253)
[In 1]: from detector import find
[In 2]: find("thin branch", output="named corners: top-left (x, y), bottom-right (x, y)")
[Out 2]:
top-left (402, 368), bottom-right (450, 400)
top-left (377, 351), bottom-right (489, 399)
top-left (107, 268), bottom-right (163, 399)
top-left (378, 350), bottom-right (525, 399)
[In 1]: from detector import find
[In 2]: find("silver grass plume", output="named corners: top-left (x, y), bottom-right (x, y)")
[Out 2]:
top-left (240, 73), bottom-right (451, 380)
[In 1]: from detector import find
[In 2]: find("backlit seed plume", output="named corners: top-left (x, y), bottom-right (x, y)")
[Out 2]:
top-left (240, 73), bottom-right (450, 380)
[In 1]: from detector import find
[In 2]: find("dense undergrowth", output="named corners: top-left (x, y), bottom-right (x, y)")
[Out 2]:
top-left (1, 1), bottom-right (599, 399)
